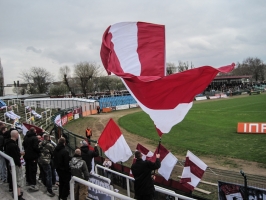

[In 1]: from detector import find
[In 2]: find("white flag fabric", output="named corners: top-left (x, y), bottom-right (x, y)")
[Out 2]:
top-left (180, 150), bottom-right (207, 191)
top-left (54, 114), bottom-right (62, 127)
top-left (135, 143), bottom-right (178, 180)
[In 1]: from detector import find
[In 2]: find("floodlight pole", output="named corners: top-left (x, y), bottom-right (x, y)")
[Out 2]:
top-left (240, 170), bottom-right (248, 200)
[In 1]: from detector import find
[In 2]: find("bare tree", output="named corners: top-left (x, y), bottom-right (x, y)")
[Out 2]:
top-left (177, 61), bottom-right (194, 72)
top-left (166, 61), bottom-right (194, 75)
top-left (74, 62), bottom-right (100, 97)
top-left (20, 67), bottom-right (53, 94)
top-left (49, 83), bottom-right (68, 96)
top-left (232, 57), bottom-right (265, 81)
top-left (166, 62), bottom-right (177, 75)
top-left (59, 66), bottom-right (76, 97)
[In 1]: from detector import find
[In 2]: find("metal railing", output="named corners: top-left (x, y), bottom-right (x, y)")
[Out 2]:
top-left (0, 151), bottom-right (18, 200)
top-left (95, 164), bottom-right (196, 200)
top-left (70, 176), bottom-right (135, 200)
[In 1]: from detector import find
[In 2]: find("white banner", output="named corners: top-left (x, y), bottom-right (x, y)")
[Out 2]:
top-left (129, 103), bottom-right (138, 108)
top-left (116, 105), bottom-right (130, 110)
top-left (209, 96), bottom-right (220, 99)
top-left (195, 96), bottom-right (207, 101)
top-left (74, 113), bottom-right (79, 119)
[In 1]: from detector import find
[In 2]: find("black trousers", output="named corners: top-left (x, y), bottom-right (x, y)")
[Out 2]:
top-left (56, 169), bottom-right (71, 199)
top-left (135, 193), bottom-right (154, 200)
top-left (5, 159), bottom-right (12, 190)
top-left (25, 159), bottom-right (37, 185)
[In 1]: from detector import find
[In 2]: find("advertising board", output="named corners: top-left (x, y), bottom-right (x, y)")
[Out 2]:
top-left (61, 115), bottom-right (68, 126)
top-left (67, 112), bottom-right (73, 121)
top-left (88, 174), bottom-right (114, 200)
top-left (218, 181), bottom-right (266, 200)
top-left (237, 122), bottom-right (266, 134)
top-left (116, 105), bottom-right (129, 110)
top-left (195, 96), bottom-right (207, 101)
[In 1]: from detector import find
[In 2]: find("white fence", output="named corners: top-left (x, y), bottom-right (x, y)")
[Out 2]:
top-left (95, 164), bottom-right (196, 200)
top-left (70, 176), bottom-right (135, 200)
top-left (0, 151), bottom-right (18, 200)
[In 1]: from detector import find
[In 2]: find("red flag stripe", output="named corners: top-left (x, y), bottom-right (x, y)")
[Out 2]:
top-left (184, 156), bottom-right (206, 179)
top-left (123, 64), bottom-right (234, 109)
top-left (137, 22), bottom-right (165, 77)
top-left (148, 144), bottom-right (169, 162)
top-left (181, 182), bottom-right (194, 191)
top-left (98, 119), bottom-right (122, 151)
top-left (136, 143), bottom-right (151, 156)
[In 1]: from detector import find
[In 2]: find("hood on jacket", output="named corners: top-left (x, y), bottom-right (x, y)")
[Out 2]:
top-left (55, 143), bottom-right (65, 152)
top-left (25, 130), bottom-right (36, 138)
top-left (80, 145), bottom-right (89, 153)
top-left (5, 138), bottom-right (16, 146)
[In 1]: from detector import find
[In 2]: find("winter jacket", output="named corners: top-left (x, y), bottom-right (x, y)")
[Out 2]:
top-left (38, 140), bottom-right (54, 165)
top-left (69, 155), bottom-right (89, 181)
top-left (0, 132), bottom-right (4, 151)
top-left (80, 145), bottom-right (99, 172)
top-left (131, 158), bottom-right (161, 196)
top-left (5, 139), bottom-right (21, 167)
top-left (53, 143), bottom-right (70, 171)
top-left (22, 130), bottom-right (40, 160)
top-left (3, 128), bottom-right (14, 151)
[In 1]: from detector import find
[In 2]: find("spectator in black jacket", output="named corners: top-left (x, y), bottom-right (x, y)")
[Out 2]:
top-left (53, 137), bottom-right (71, 200)
top-left (80, 140), bottom-right (99, 173)
top-left (70, 148), bottom-right (90, 200)
top-left (22, 127), bottom-right (40, 191)
top-left (0, 126), bottom-right (7, 183)
top-left (131, 151), bottom-right (161, 200)
top-left (5, 130), bottom-right (25, 200)
top-left (3, 127), bottom-right (17, 191)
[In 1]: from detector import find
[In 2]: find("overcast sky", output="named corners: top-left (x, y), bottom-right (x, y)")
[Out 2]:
top-left (1, 0), bottom-right (266, 84)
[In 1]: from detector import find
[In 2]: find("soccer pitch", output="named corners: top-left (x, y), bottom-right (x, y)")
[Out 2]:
top-left (118, 94), bottom-right (266, 164)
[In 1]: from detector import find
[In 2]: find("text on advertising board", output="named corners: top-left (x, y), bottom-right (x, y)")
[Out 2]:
top-left (237, 122), bottom-right (266, 134)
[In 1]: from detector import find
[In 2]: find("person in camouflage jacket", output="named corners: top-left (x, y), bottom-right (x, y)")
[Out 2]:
top-left (38, 134), bottom-right (55, 197)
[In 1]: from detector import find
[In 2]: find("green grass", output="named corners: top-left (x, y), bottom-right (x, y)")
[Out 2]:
top-left (118, 94), bottom-right (266, 164)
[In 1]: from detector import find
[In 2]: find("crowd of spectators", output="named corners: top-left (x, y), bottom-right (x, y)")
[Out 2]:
top-left (205, 82), bottom-right (266, 94)
top-left (0, 121), bottom-right (99, 200)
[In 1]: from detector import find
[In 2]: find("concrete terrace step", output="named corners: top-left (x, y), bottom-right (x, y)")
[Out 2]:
top-left (0, 180), bottom-right (62, 200)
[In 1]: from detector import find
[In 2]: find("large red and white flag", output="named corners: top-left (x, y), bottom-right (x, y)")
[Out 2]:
top-left (180, 150), bottom-right (207, 191)
top-left (22, 123), bottom-right (43, 136)
top-left (98, 118), bottom-right (132, 163)
top-left (100, 22), bottom-right (235, 135)
top-left (134, 143), bottom-right (178, 180)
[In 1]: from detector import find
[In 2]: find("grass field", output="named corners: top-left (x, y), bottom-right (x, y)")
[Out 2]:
top-left (118, 94), bottom-right (266, 164)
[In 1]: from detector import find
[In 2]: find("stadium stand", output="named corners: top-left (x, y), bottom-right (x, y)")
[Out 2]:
top-left (98, 95), bottom-right (137, 109)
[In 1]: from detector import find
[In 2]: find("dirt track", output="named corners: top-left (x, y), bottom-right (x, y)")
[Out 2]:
top-left (67, 107), bottom-right (266, 176)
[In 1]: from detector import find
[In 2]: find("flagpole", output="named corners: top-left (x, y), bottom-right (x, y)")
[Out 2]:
top-left (157, 137), bottom-right (161, 153)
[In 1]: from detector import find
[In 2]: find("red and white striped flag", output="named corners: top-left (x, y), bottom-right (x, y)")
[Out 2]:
top-left (22, 123), bottom-right (43, 136)
top-left (180, 150), bottom-right (207, 191)
top-left (133, 143), bottom-right (178, 180)
top-left (129, 143), bottom-right (153, 177)
top-left (98, 118), bottom-right (132, 163)
top-left (100, 22), bottom-right (235, 135)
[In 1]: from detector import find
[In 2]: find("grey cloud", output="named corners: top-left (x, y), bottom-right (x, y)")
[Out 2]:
top-left (1, 0), bottom-right (266, 83)
top-left (26, 46), bottom-right (42, 54)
